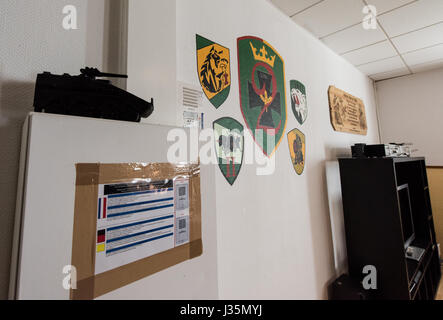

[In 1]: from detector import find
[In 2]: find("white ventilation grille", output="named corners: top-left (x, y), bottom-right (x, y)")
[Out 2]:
top-left (178, 82), bottom-right (203, 109)
top-left (177, 82), bottom-right (204, 128)
top-left (183, 87), bottom-right (202, 109)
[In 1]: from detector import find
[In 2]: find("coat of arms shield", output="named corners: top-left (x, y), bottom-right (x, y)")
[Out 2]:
top-left (287, 128), bottom-right (306, 175)
top-left (290, 80), bottom-right (308, 125)
top-left (196, 34), bottom-right (231, 109)
top-left (213, 117), bottom-right (244, 185)
top-left (237, 36), bottom-right (287, 157)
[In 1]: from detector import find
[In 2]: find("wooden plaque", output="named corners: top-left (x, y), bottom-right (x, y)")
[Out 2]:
top-left (328, 86), bottom-right (367, 135)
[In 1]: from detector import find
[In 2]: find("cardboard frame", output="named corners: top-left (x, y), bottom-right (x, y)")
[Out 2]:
top-left (70, 163), bottom-right (202, 300)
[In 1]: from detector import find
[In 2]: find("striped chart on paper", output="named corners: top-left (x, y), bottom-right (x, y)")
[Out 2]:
top-left (94, 179), bottom-right (189, 275)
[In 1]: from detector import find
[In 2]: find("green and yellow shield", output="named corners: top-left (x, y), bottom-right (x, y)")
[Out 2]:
top-left (237, 36), bottom-right (287, 157)
top-left (196, 34), bottom-right (231, 109)
top-left (213, 117), bottom-right (244, 185)
top-left (287, 128), bottom-right (306, 175)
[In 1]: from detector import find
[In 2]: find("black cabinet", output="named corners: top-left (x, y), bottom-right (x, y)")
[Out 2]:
top-left (338, 157), bottom-right (441, 300)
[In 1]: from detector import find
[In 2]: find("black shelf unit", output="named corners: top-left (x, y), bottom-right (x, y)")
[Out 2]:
top-left (338, 157), bottom-right (441, 300)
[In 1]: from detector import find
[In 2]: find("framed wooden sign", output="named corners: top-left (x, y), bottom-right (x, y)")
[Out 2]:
top-left (328, 86), bottom-right (367, 135)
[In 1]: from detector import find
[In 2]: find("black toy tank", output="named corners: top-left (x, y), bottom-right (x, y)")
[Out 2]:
top-left (33, 67), bottom-right (154, 122)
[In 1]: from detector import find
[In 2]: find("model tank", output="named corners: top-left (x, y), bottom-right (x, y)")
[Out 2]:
top-left (33, 67), bottom-right (154, 122)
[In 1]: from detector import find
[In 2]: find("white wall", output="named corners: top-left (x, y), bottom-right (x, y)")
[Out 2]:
top-left (177, 0), bottom-right (380, 300)
top-left (376, 67), bottom-right (443, 165)
top-left (0, 0), bottom-right (125, 299)
top-left (127, 0), bottom-right (178, 126)
top-left (129, 0), bottom-right (381, 299)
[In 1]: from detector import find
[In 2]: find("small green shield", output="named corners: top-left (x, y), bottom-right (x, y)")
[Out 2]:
top-left (290, 80), bottom-right (308, 125)
top-left (213, 117), bottom-right (244, 185)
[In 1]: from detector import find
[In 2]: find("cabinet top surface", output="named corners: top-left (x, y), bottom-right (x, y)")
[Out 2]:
top-left (339, 157), bottom-right (425, 163)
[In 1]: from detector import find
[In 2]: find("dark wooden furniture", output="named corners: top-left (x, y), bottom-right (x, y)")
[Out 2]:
top-left (338, 157), bottom-right (441, 300)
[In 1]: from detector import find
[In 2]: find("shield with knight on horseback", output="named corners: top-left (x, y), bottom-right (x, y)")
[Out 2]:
top-left (196, 34), bottom-right (231, 109)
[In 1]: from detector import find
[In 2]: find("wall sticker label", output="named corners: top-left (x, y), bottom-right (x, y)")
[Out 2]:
top-left (196, 34), bottom-right (231, 108)
top-left (287, 128), bottom-right (306, 175)
top-left (237, 36), bottom-right (287, 157)
top-left (290, 80), bottom-right (308, 125)
top-left (213, 117), bottom-right (244, 185)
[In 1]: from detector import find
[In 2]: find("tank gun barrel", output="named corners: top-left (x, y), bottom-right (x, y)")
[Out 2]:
top-left (80, 67), bottom-right (128, 79)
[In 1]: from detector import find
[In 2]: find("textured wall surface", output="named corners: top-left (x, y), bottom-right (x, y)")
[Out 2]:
top-left (0, 0), bottom-right (126, 299)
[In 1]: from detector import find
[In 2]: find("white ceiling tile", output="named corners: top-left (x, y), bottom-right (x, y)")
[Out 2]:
top-left (358, 55), bottom-right (406, 74)
top-left (409, 58), bottom-right (443, 73)
top-left (402, 43), bottom-right (443, 66)
top-left (322, 23), bottom-right (387, 54)
top-left (391, 22), bottom-right (443, 53)
top-left (270, 0), bottom-right (323, 16)
top-left (370, 67), bottom-right (410, 81)
top-left (378, 0), bottom-right (443, 37)
top-left (270, 0), bottom-right (443, 77)
top-left (342, 40), bottom-right (397, 65)
top-left (364, 0), bottom-right (415, 14)
top-left (292, 0), bottom-right (367, 38)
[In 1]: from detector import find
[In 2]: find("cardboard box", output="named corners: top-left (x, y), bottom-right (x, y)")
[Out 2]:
top-left (71, 163), bottom-right (202, 300)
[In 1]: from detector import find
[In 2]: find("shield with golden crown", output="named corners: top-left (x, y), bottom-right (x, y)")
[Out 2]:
top-left (237, 36), bottom-right (287, 157)
top-left (196, 34), bottom-right (231, 109)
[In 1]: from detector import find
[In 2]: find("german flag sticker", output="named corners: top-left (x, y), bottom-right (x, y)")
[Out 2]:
top-left (97, 229), bottom-right (106, 243)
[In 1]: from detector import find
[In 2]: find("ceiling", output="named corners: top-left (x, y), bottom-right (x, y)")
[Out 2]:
top-left (270, 0), bottom-right (443, 81)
